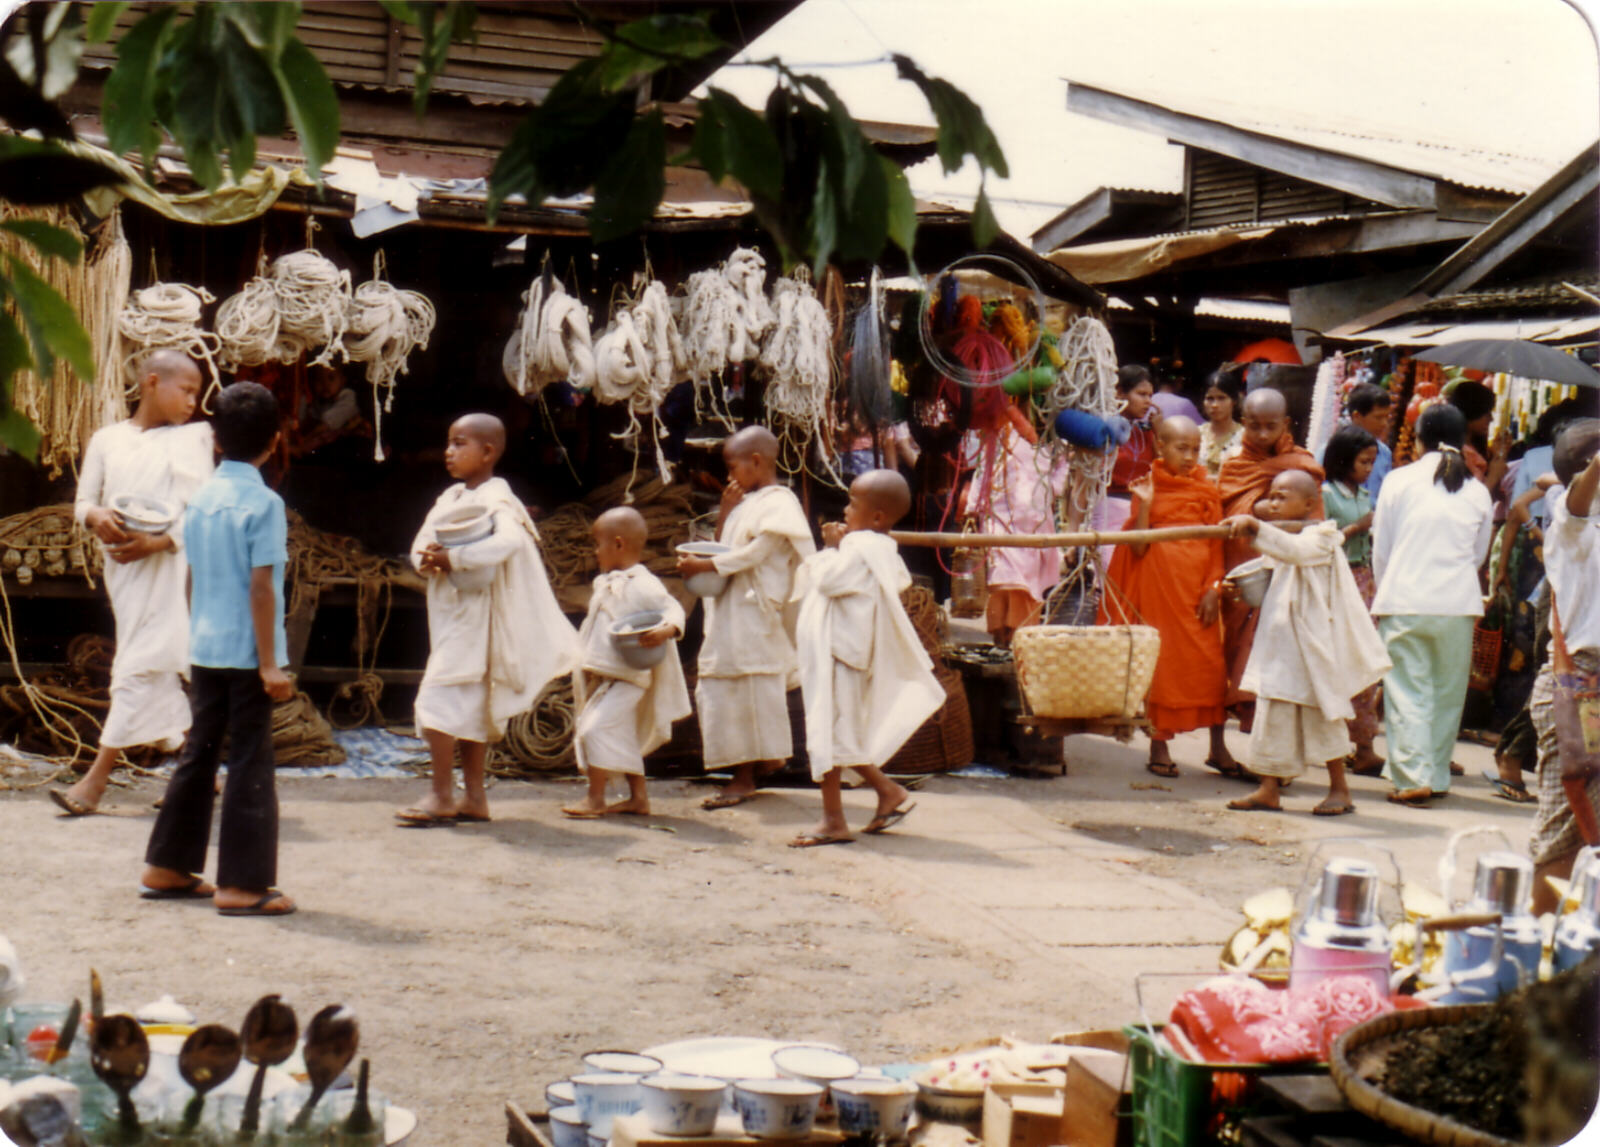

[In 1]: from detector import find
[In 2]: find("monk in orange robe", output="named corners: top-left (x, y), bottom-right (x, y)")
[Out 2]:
top-left (1103, 417), bottom-right (1239, 778)
top-left (1215, 388), bottom-right (1325, 731)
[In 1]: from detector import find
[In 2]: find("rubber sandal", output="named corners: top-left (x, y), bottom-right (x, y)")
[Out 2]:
top-left (139, 876), bottom-right (215, 900)
top-left (1345, 753), bottom-right (1386, 777)
top-left (1202, 758), bottom-right (1244, 780)
top-left (49, 789), bottom-right (98, 817)
top-left (788, 833), bottom-right (853, 848)
top-left (863, 802), bottom-right (916, 835)
top-left (1482, 770), bottom-right (1536, 804)
top-left (1225, 797), bottom-right (1282, 812)
top-left (1146, 761), bottom-right (1180, 778)
top-left (394, 808), bottom-right (455, 828)
top-left (217, 891), bottom-right (295, 917)
top-left (700, 793), bottom-right (754, 810)
top-left (453, 812), bottom-right (492, 823)
top-left (561, 807), bottom-right (609, 819)
top-left (1312, 801), bottom-right (1356, 817)
top-left (1387, 789), bottom-right (1433, 807)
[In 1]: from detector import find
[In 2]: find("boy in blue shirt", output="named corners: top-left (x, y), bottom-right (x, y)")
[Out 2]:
top-left (142, 382), bottom-right (297, 917)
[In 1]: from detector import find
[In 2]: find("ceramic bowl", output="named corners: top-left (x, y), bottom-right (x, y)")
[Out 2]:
top-left (772, 1046), bottom-right (860, 1088)
top-left (448, 565), bottom-right (496, 593)
top-left (676, 542), bottom-right (731, 598)
top-left (733, 1079), bottom-right (824, 1140)
top-left (610, 610), bottom-right (670, 670)
top-left (914, 1082), bottom-right (985, 1126)
top-left (111, 493), bottom-right (175, 535)
top-left (831, 1078), bottom-right (916, 1141)
top-left (639, 1073), bottom-right (728, 1137)
top-left (435, 505), bottom-right (495, 547)
top-left (545, 1080), bottom-right (576, 1111)
top-left (1225, 557), bottom-right (1272, 608)
top-left (587, 1132), bottom-right (608, 1147)
top-left (582, 1051), bottom-right (664, 1077)
top-left (549, 1105), bottom-right (588, 1147)
top-left (571, 1073), bottom-right (643, 1138)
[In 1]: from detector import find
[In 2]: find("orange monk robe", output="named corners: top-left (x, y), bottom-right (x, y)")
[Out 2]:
top-left (1101, 461), bottom-right (1227, 738)
top-left (1216, 430), bottom-right (1326, 571)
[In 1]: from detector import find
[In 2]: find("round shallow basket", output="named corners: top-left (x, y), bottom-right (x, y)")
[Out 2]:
top-left (1011, 625), bottom-right (1160, 720)
top-left (1329, 1005), bottom-right (1518, 1147)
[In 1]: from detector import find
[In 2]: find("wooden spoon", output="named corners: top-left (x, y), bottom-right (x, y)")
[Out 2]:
top-left (178, 1023), bottom-right (243, 1132)
top-left (238, 995), bottom-right (298, 1138)
top-left (291, 1005), bottom-right (359, 1131)
top-left (89, 1014), bottom-right (149, 1137)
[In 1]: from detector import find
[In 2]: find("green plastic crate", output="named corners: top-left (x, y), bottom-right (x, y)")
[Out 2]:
top-left (1123, 1024), bottom-right (1302, 1147)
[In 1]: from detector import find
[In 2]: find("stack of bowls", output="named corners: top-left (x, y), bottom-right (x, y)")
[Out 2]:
top-left (565, 1050), bottom-right (662, 1145)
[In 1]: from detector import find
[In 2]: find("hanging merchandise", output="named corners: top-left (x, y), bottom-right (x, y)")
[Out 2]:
top-left (1306, 351), bottom-right (1347, 458)
top-left (760, 269), bottom-right (836, 479)
top-left (844, 268), bottom-right (893, 427)
top-left (269, 248), bottom-right (352, 368)
top-left (116, 282), bottom-right (223, 411)
top-left (503, 262), bottom-right (598, 397)
top-left (214, 269), bottom-right (285, 369)
top-left (344, 252), bottom-right (437, 462)
top-left (681, 246), bottom-right (775, 421)
top-left (86, 208), bottom-right (133, 432)
top-left (592, 277), bottom-right (688, 495)
top-left (917, 256), bottom-right (1044, 436)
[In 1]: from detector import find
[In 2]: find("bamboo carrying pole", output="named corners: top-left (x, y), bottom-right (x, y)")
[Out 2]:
top-left (890, 521), bottom-right (1308, 549)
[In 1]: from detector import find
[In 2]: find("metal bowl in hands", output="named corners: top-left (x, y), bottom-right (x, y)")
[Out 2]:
top-left (111, 494), bottom-right (176, 535)
top-left (435, 505), bottom-right (495, 547)
top-left (611, 610), bottom-right (671, 670)
top-left (676, 542), bottom-right (730, 598)
top-left (1225, 557), bottom-right (1273, 608)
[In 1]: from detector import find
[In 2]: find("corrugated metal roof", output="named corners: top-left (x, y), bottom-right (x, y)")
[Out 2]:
top-left (1067, 81), bottom-right (1560, 196)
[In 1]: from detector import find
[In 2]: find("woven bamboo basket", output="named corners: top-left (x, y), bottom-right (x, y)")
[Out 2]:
top-left (1328, 1005), bottom-right (1519, 1147)
top-left (1011, 624), bottom-right (1160, 720)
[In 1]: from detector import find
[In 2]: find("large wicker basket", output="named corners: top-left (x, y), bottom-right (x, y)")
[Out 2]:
top-left (1329, 1005), bottom-right (1518, 1147)
top-left (1011, 625), bottom-right (1160, 719)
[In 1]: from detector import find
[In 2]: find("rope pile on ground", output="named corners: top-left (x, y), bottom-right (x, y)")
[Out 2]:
top-left (0, 635), bottom-right (118, 766)
top-left (535, 474), bottom-right (696, 592)
top-left (493, 678), bottom-right (576, 775)
top-left (271, 690), bottom-right (345, 766)
top-left (117, 281), bottom-right (223, 410)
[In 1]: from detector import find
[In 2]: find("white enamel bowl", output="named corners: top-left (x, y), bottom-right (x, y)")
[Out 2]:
top-left (830, 1078), bottom-right (916, 1141)
top-left (611, 610), bottom-right (670, 670)
top-left (639, 1074), bottom-right (728, 1137)
top-left (549, 1105), bottom-right (587, 1147)
top-left (571, 1073), bottom-right (642, 1138)
top-left (676, 542), bottom-right (730, 598)
top-left (733, 1079), bottom-right (824, 1140)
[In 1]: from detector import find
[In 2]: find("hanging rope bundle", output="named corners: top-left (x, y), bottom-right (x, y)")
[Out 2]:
top-left (87, 208), bottom-right (134, 432)
top-left (116, 281), bottom-right (223, 409)
top-left (681, 247), bottom-right (775, 420)
top-left (592, 279), bottom-right (686, 492)
top-left (504, 274), bottom-right (597, 396)
top-left (345, 253), bottom-right (437, 463)
top-left (214, 273), bottom-right (283, 369)
top-left (760, 271), bottom-right (837, 480)
top-left (270, 249), bottom-right (352, 368)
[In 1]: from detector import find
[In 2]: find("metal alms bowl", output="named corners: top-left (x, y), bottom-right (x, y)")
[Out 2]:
top-left (434, 505), bottom-right (494, 548)
top-left (611, 610), bottom-right (670, 670)
top-left (111, 494), bottom-right (176, 535)
top-left (1225, 557), bottom-right (1272, 608)
top-left (676, 542), bottom-right (730, 597)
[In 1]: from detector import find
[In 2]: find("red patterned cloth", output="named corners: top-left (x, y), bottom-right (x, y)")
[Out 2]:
top-left (1166, 976), bottom-right (1424, 1064)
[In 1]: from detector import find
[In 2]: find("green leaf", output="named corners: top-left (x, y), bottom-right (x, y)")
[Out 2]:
top-left (5, 256), bottom-right (95, 381)
top-left (274, 38), bottom-right (340, 182)
top-left (0, 311), bottom-right (32, 390)
top-left (0, 220), bottom-right (83, 262)
top-left (610, 14), bottom-right (723, 62)
top-left (410, 2), bottom-right (476, 116)
top-left (85, 3), bottom-right (132, 44)
top-left (377, 1), bottom-right (418, 23)
top-left (881, 155), bottom-right (917, 257)
top-left (0, 407), bottom-right (43, 461)
top-left (703, 88), bottom-right (781, 203)
top-left (797, 74), bottom-right (871, 193)
top-left (892, 54), bottom-right (1009, 179)
top-left (590, 108), bottom-right (666, 244)
top-left (228, 2), bottom-right (301, 58)
top-left (808, 153), bottom-right (838, 278)
top-left (101, 5), bottom-right (177, 170)
top-left (0, 141), bottom-right (125, 203)
top-left (487, 115), bottom-right (542, 219)
top-left (689, 98), bottom-right (726, 183)
top-left (971, 183), bottom-right (1000, 248)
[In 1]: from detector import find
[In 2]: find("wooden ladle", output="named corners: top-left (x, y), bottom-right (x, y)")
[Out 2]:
top-left (238, 995), bottom-right (298, 1138)
top-left (291, 1005), bottom-right (359, 1131)
top-left (178, 1023), bottom-right (243, 1132)
top-left (89, 1014), bottom-right (149, 1137)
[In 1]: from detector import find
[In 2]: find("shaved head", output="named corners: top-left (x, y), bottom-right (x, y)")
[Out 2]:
top-left (1157, 415), bottom-right (1200, 444)
top-left (140, 347), bottom-right (199, 382)
top-left (724, 425), bottom-right (779, 460)
top-left (1271, 469), bottom-right (1319, 500)
top-left (1242, 388), bottom-right (1288, 420)
top-left (594, 506), bottom-right (648, 549)
top-left (452, 413), bottom-right (506, 456)
top-left (851, 468), bottom-right (912, 527)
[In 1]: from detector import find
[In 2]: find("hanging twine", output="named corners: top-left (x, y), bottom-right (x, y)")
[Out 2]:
top-left (89, 208), bottom-right (134, 432)
top-left (270, 249), bottom-right (352, 368)
top-left (681, 246), bottom-right (775, 422)
top-left (117, 281), bottom-right (223, 411)
top-left (760, 271), bottom-right (839, 483)
top-left (215, 273), bottom-right (283, 369)
top-left (504, 274), bottom-right (597, 396)
top-left (592, 278), bottom-right (686, 494)
top-left (344, 252), bottom-right (437, 462)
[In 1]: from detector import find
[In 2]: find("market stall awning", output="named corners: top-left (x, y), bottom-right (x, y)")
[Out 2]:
top-left (1343, 314), bottom-right (1599, 348)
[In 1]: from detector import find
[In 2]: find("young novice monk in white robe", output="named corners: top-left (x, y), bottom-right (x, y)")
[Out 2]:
top-left (563, 507), bottom-right (691, 819)
top-left (398, 413), bottom-right (578, 825)
top-left (791, 470), bottom-right (943, 847)
top-left (679, 426), bottom-right (815, 809)
top-left (53, 350), bottom-right (213, 816)
top-left (1223, 470), bottom-right (1390, 816)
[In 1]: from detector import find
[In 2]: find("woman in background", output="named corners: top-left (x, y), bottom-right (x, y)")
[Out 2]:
top-left (1199, 371), bottom-right (1245, 480)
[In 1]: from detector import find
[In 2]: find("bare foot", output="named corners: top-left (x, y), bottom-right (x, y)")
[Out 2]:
top-left (1227, 779), bottom-right (1281, 811)
top-left (562, 801), bottom-right (610, 819)
top-left (455, 798), bottom-right (491, 822)
top-left (604, 797), bottom-right (650, 816)
top-left (397, 792), bottom-right (456, 820)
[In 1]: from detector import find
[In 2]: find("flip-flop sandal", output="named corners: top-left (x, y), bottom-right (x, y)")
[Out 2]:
top-left (453, 812), bottom-right (492, 823)
top-left (1387, 790), bottom-right (1433, 807)
top-left (1482, 771), bottom-right (1536, 804)
top-left (863, 802), bottom-right (916, 835)
top-left (701, 793), bottom-right (754, 810)
top-left (1202, 758), bottom-right (1244, 780)
top-left (1146, 761), bottom-right (1180, 778)
top-left (561, 808), bottom-right (610, 820)
top-left (1449, 762), bottom-right (1466, 776)
top-left (49, 789), bottom-right (97, 817)
top-left (139, 876), bottom-right (215, 900)
top-left (1345, 754), bottom-right (1386, 777)
top-left (394, 808), bottom-right (456, 828)
top-left (788, 833), bottom-right (853, 848)
top-left (217, 891), bottom-right (295, 917)
top-left (1225, 797), bottom-right (1282, 812)
top-left (1312, 802), bottom-right (1356, 817)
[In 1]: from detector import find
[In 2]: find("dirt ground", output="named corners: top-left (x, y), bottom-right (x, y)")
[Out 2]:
top-left (1, 724), bottom-right (1533, 1146)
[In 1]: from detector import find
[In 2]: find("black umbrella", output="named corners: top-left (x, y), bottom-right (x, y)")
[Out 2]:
top-left (1415, 339), bottom-right (1600, 387)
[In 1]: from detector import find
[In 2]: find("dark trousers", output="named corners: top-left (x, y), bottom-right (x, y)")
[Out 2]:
top-left (145, 667), bottom-right (279, 890)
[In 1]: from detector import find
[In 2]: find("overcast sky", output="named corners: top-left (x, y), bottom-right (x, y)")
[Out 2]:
top-left (705, 0), bottom-right (1600, 239)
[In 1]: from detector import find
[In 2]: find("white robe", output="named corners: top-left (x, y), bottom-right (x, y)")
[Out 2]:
top-left (574, 565), bottom-right (691, 774)
top-left (695, 484), bottom-right (816, 769)
top-left (74, 420), bottom-right (214, 749)
top-left (1238, 521), bottom-right (1391, 722)
top-left (412, 478), bottom-right (579, 741)
top-left (794, 531), bottom-right (945, 781)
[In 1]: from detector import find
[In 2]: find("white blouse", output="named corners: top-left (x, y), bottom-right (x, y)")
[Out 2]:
top-left (1371, 452), bottom-right (1494, 618)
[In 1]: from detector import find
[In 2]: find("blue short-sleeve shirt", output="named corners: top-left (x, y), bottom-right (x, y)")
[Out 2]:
top-left (184, 460), bottom-right (289, 669)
